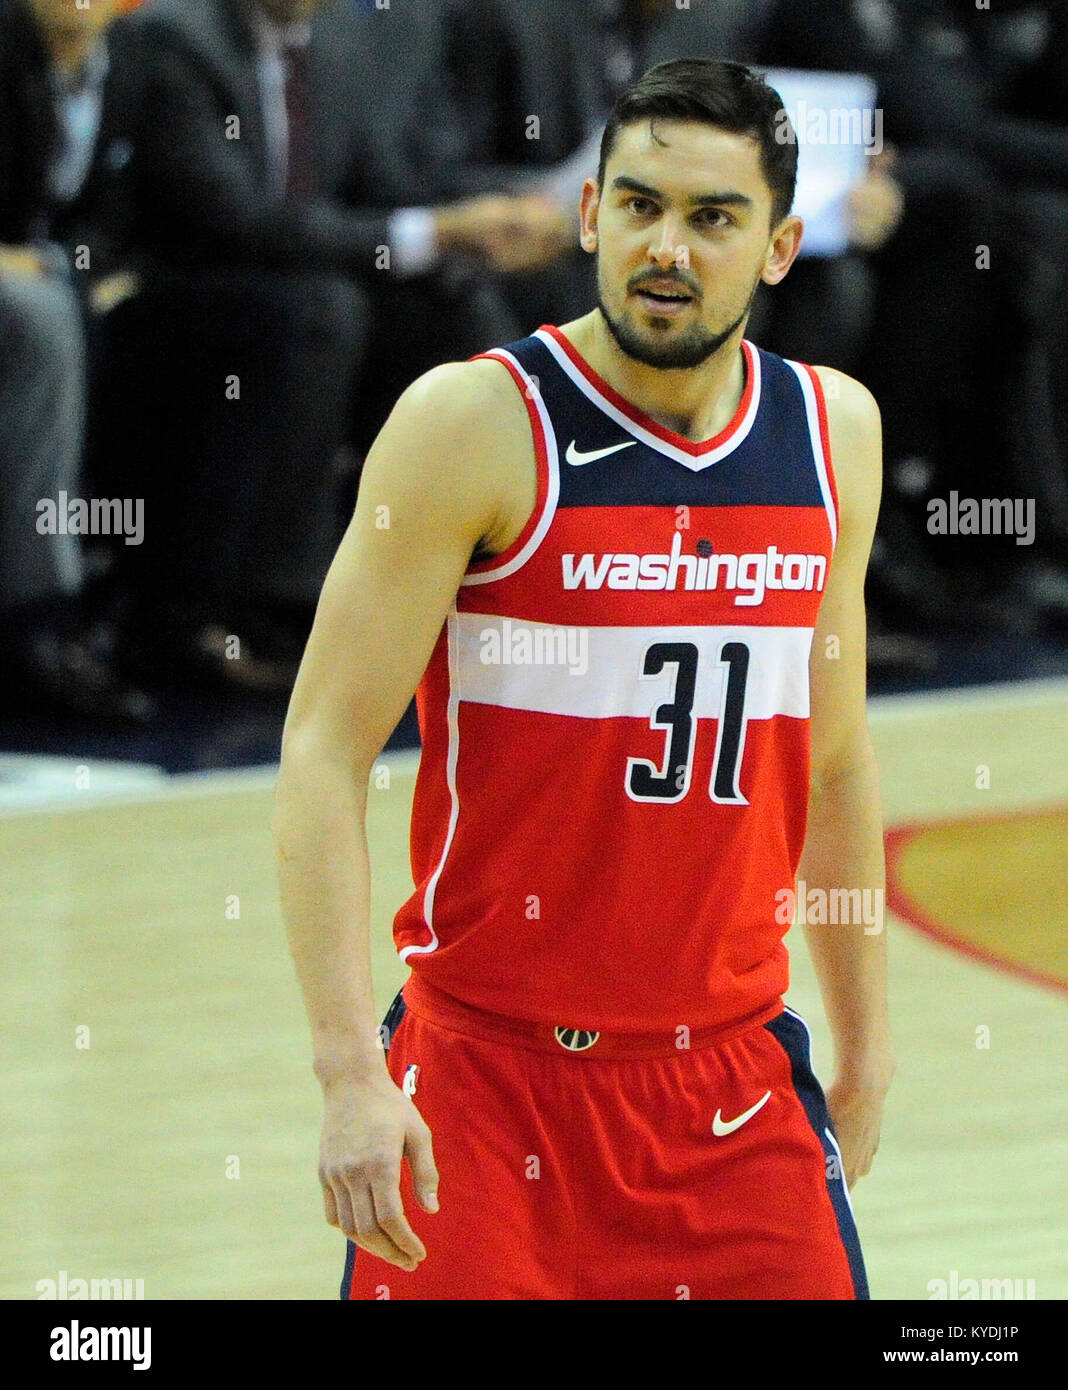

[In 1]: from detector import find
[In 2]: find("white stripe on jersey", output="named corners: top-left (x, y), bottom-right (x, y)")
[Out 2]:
top-left (453, 614), bottom-right (814, 720)
top-left (398, 606), bottom-right (463, 961)
top-left (786, 361), bottom-right (838, 552)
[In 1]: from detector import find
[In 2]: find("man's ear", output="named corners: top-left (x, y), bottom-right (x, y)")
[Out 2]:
top-left (579, 178), bottom-right (600, 254)
top-left (761, 214), bottom-right (804, 285)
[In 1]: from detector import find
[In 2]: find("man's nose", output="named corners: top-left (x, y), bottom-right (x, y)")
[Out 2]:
top-left (648, 217), bottom-right (688, 269)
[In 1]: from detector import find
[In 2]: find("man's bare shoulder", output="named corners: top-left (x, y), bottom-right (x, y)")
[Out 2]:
top-left (809, 366), bottom-right (880, 430)
top-left (390, 357), bottom-right (533, 448)
top-left (360, 357), bottom-right (536, 558)
top-left (809, 366), bottom-right (882, 529)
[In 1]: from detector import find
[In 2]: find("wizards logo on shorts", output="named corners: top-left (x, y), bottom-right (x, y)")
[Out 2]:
top-left (554, 1026), bottom-right (599, 1052)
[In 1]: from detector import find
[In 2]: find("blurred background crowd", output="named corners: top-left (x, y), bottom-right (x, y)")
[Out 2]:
top-left (2, 0), bottom-right (1067, 733)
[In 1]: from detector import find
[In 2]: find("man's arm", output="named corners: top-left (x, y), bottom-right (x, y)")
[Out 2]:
top-left (273, 357), bottom-right (532, 1270)
top-left (799, 366), bottom-right (895, 1187)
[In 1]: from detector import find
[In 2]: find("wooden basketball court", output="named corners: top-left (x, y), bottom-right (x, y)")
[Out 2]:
top-left (3, 677), bottom-right (1065, 1299)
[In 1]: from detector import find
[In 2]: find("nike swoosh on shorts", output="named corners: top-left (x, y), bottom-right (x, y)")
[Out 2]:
top-left (712, 1089), bottom-right (773, 1136)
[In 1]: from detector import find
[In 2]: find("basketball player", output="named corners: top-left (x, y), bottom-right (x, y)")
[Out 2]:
top-left (275, 58), bottom-right (896, 1300)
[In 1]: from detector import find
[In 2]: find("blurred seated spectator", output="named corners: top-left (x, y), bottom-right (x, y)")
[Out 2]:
top-left (98, 0), bottom-right (568, 691)
top-left (759, 0), bottom-right (1068, 637)
top-left (957, 0), bottom-right (1068, 617)
top-left (0, 0), bottom-right (154, 722)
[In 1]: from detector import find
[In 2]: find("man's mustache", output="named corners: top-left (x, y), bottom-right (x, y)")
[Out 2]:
top-left (628, 270), bottom-right (701, 296)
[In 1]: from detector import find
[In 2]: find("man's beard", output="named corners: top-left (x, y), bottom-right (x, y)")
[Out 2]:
top-left (597, 270), bottom-right (759, 370)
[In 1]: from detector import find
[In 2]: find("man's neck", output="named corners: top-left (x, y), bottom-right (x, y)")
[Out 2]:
top-left (559, 309), bottom-right (748, 444)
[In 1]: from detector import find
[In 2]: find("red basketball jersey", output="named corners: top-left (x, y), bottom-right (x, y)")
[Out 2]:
top-left (392, 325), bottom-right (839, 1032)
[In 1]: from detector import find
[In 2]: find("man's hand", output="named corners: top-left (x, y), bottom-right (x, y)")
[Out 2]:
top-left (432, 192), bottom-right (513, 257)
top-left (89, 270), bottom-right (141, 315)
top-left (319, 1071), bottom-right (440, 1272)
top-left (484, 194), bottom-right (572, 272)
top-left (825, 1039), bottom-right (896, 1186)
top-left (0, 244), bottom-right (46, 278)
top-left (847, 150), bottom-right (905, 252)
top-left (433, 193), bottom-right (571, 272)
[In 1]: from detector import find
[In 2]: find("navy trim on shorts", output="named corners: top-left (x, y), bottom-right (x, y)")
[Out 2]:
top-left (764, 1009), bottom-right (871, 1300)
top-left (339, 988), bottom-right (409, 1300)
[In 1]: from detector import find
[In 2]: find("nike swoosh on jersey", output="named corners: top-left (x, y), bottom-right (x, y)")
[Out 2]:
top-left (712, 1089), bottom-right (772, 1136)
top-left (565, 439), bottom-right (638, 465)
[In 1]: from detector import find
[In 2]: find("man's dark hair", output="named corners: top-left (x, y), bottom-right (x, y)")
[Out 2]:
top-left (597, 58), bottom-right (798, 228)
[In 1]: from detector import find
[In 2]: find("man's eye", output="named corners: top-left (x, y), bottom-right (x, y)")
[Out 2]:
top-left (695, 208), bottom-right (730, 228)
top-left (626, 197), bottom-right (655, 216)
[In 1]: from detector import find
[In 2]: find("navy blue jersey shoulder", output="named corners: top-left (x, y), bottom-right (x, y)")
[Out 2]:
top-left (495, 333), bottom-right (825, 511)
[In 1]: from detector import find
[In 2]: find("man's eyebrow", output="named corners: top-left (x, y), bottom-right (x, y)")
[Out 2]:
top-left (611, 175), bottom-right (753, 210)
top-left (690, 190), bottom-right (753, 210)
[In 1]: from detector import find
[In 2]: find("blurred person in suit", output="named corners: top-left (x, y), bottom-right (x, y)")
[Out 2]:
top-left (102, 0), bottom-right (568, 691)
top-left (757, 0), bottom-right (1068, 638)
top-left (938, 0), bottom-right (1068, 625)
top-left (0, 0), bottom-right (155, 722)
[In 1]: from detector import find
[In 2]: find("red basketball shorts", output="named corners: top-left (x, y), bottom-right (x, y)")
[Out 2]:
top-left (342, 975), bottom-right (868, 1300)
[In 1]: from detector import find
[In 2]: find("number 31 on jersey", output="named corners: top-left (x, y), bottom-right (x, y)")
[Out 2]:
top-left (625, 640), bottom-right (750, 805)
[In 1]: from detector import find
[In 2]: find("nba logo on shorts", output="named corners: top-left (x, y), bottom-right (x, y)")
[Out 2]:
top-left (402, 1064), bottom-right (419, 1096)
